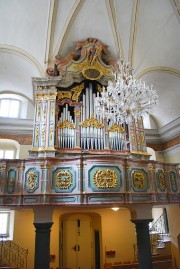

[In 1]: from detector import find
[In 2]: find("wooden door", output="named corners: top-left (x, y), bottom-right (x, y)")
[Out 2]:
top-left (61, 217), bottom-right (92, 269)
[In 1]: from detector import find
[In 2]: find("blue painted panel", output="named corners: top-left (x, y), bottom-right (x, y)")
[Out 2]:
top-left (88, 165), bottom-right (122, 192)
top-left (24, 168), bottom-right (39, 193)
top-left (169, 171), bottom-right (178, 192)
top-left (51, 167), bottom-right (76, 193)
top-left (7, 169), bottom-right (16, 194)
top-left (131, 168), bottom-right (149, 192)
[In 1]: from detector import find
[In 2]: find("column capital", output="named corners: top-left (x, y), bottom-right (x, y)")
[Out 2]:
top-left (131, 219), bottom-right (153, 225)
top-left (33, 222), bottom-right (53, 231)
top-left (33, 206), bottom-right (54, 223)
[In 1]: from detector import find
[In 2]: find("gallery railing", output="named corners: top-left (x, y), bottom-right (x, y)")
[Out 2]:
top-left (0, 237), bottom-right (28, 269)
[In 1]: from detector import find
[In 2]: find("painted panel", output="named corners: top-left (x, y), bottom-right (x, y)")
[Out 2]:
top-left (7, 169), bottom-right (16, 194)
top-left (24, 167), bottom-right (39, 193)
top-left (88, 165), bottom-right (122, 192)
top-left (51, 167), bottom-right (76, 193)
top-left (156, 170), bottom-right (166, 192)
top-left (169, 171), bottom-right (178, 192)
top-left (131, 168), bottom-right (149, 192)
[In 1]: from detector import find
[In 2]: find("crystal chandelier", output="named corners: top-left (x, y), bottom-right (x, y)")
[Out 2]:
top-left (94, 58), bottom-right (158, 124)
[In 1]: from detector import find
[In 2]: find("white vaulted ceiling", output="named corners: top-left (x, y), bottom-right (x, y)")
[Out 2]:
top-left (0, 0), bottom-right (180, 130)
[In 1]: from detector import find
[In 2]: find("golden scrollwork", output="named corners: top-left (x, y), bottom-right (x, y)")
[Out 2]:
top-left (71, 84), bottom-right (84, 102)
top-left (93, 169), bottom-right (117, 188)
top-left (57, 120), bottom-right (75, 129)
top-left (108, 123), bottom-right (125, 133)
top-left (57, 91), bottom-right (71, 100)
top-left (26, 171), bottom-right (37, 190)
top-left (57, 84), bottom-right (84, 102)
top-left (55, 170), bottom-right (72, 189)
top-left (158, 171), bottom-right (166, 191)
top-left (79, 115), bottom-right (104, 128)
top-left (132, 171), bottom-right (145, 189)
top-left (8, 177), bottom-right (14, 188)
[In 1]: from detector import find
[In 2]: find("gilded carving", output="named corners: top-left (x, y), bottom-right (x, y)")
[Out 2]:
top-left (37, 103), bottom-right (41, 118)
top-left (8, 177), bottom-right (14, 188)
top-left (35, 125), bottom-right (39, 144)
top-left (55, 170), bottom-right (72, 189)
top-left (50, 102), bottom-right (55, 117)
top-left (57, 83), bottom-right (84, 102)
top-left (108, 123), bottom-right (124, 133)
top-left (43, 103), bottom-right (47, 120)
top-left (132, 171), bottom-right (145, 189)
top-left (79, 115), bottom-right (104, 128)
top-left (157, 171), bottom-right (166, 191)
top-left (74, 61), bottom-right (112, 81)
top-left (26, 170), bottom-right (37, 190)
top-left (49, 125), bottom-right (54, 141)
top-left (57, 91), bottom-right (71, 100)
top-left (71, 84), bottom-right (84, 102)
top-left (57, 120), bottom-right (75, 129)
top-left (93, 169), bottom-right (117, 188)
top-left (41, 125), bottom-right (46, 144)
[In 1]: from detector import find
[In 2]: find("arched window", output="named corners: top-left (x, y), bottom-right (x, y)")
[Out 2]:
top-left (0, 139), bottom-right (20, 159)
top-left (0, 98), bottom-right (20, 118)
top-left (0, 93), bottom-right (31, 119)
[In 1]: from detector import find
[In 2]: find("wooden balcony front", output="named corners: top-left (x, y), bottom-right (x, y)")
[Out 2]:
top-left (0, 153), bottom-right (179, 207)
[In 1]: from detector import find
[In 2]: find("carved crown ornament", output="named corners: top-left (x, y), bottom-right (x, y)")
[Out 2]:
top-left (46, 38), bottom-right (114, 87)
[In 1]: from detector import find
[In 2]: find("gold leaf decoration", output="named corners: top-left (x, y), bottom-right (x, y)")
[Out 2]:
top-left (57, 120), bottom-right (75, 129)
top-left (108, 123), bottom-right (125, 133)
top-left (79, 116), bottom-right (104, 128)
top-left (93, 169), bottom-right (117, 188)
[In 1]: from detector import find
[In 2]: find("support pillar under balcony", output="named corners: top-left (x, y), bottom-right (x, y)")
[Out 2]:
top-left (33, 207), bottom-right (54, 269)
top-left (132, 219), bottom-right (153, 269)
top-left (33, 222), bottom-right (53, 269)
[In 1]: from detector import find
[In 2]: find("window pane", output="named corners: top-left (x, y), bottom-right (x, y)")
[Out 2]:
top-left (0, 213), bottom-right (9, 235)
top-left (0, 150), bottom-right (4, 158)
top-left (9, 100), bottom-right (20, 118)
top-left (0, 99), bottom-right (20, 118)
top-left (0, 99), bottom-right (10, 117)
top-left (4, 150), bottom-right (14, 159)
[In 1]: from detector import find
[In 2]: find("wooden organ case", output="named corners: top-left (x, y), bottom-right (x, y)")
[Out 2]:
top-left (31, 38), bottom-right (148, 158)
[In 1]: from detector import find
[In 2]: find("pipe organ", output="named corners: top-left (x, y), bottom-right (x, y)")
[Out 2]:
top-left (31, 38), bottom-right (147, 158)
top-left (56, 81), bottom-right (129, 152)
